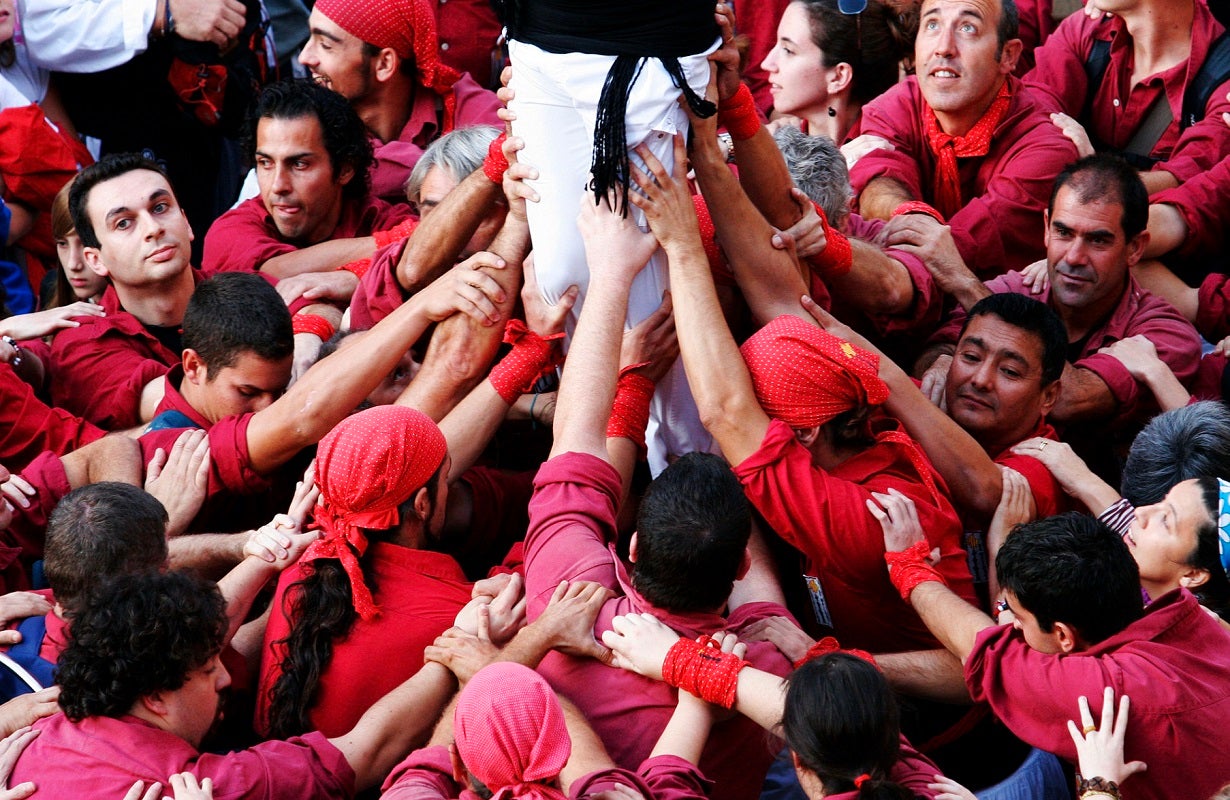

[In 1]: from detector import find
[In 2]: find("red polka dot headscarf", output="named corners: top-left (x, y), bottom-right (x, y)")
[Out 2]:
top-left (740, 314), bottom-right (889, 428)
top-left (314, 0), bottom-right (462, 128)
top-left (301, 405), bottom-right (448, 620)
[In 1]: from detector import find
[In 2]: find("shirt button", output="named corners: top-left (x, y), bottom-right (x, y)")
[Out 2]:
top-left (1113, 98), bottom-right (1120, 107)
top-left (441, 42), bottom-right (450, 51)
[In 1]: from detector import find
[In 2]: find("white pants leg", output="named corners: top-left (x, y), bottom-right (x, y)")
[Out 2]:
top-left (509, 39), bottom-right (719, 473)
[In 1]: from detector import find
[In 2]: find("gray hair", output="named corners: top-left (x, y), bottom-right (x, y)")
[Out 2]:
top-left (405, 124), bottom-right (502, 205)
top-left (773, 126), bottom-right (853, 228)
top-left (1121, 400), bottom-right (1230, 506)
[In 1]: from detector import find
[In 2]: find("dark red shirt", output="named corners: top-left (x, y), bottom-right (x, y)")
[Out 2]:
top-left (1151, 155), bottom-right (1230, 262)
top-left (1025, 5), bottom-right (1230, 184)
top-left (1197, 272), bottom-right (1230, 342)
top-left (433, 1), bottom-right (504, 93)
top-left (202, 195), bottom-right (413, 276)
top-left (966, 589), bottom-right (1230, 800)
top-left (0, 363), bottom-right (103, 472)
top-left (733, 417), bottom-right (975, 653)
top-left (48, 284), bottom-right (182, 430)
top-left (851, 76), bottom-right (1079, 275)
top-left (349, 238), bottom-right (414, 330)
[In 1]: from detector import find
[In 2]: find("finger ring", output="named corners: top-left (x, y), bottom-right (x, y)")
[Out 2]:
top-left (1039, 441), bottom-right (1048, 450)
top-left (1082, 724), bottom-right (1096, 735)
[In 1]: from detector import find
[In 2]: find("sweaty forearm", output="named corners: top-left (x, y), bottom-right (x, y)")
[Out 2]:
top-left (398, 171), bottom-right (503, 293)
top-left (858, 177), bottom-right (914, 221)
top-left (262, 237), bottom-right (378, 279)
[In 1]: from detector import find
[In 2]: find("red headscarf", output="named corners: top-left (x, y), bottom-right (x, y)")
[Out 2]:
top-left (454, 663), bottom-right (571, 800)
top-left (301, 405), bottom-right (448, 620)
top-left (740, 315), bottom-right (889, 428)
top-left (314, 0), bottom-right (462, 129)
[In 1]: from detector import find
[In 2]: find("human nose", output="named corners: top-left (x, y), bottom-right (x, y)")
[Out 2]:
top-left (299, 40), bottom-right (316, 67)
top-left (933, 24), bottom-right (956, 58)
top-left (217, 662), bottom-right (232, 691)
top-left (760, 49), bottom-right (778, 73)
top-left (969, 359), bottom-right (995, 390)
top-left (272, 163), bottom-right (292, 195)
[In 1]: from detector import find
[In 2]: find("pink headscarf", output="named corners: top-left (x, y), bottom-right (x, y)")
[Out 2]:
top-left (301, 405), bottom-right (447, 620)
top-left (453, 663), bottom-right (571, 800)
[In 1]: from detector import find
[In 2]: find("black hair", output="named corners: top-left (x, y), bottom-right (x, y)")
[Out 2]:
top-left (795, 0), bottom-right (913, 105)
top-left (1121, 401), bottom-right (1230, 506)
top-left (182, 273), bottom-right (294, 379)
top-left (244, 78), bottom-right (374, 201)
top-left (631, 452), bottom-right (751, 613)
top-left (264, 467), bottom-right (443, 737)
top-left (997, 512), bottom-right (1144, 644)
top-left (996, 0), bottom-right (1020, 52)
top-left (783, 654), bottom-right (912, 800)
top-left (45, 483), bottom-right (169, 614)
top-left (1191, 477), bottom-right (1230, 621)
top-left (961, 293), bottom-right (1068, 385)
top-left (1049, 153), bottom-right (1149, 241)
top-left (68, 153), bottom-right (175, 250)
top-left (57, 570), bottom-right (227, 721)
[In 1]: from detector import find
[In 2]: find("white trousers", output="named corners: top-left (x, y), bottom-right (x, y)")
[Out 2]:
top-left (509, 39), bottom-right (719, 473)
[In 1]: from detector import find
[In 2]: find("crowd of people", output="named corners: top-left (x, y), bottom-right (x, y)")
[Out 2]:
top-left (1, 0), bottom-right (1230, 798)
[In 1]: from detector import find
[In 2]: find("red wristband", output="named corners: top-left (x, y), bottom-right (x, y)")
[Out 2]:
top-left (892, 201), bottom-right (945, 224)
top-left (605, 367), bottom-right (655, 452)
top-left (885, 540), bottom-right (947, 602)
top-left (292, 313), bottom-right (336, 341)
top-left (373, 218), bottom-right (418, 250)
top-left (808, 204), bottom-right (853, 278)
top-left (792, 636), bottom-right (879, 670)
top-left (662, 636), bottom-right (749, 709)
top-left (483, 132), bottom-right (510, 184)
top-left (487, 318), bottom-right (564, 404)
top-left (718, 83), bottom-right (760, 142)
top-left (338, 257), bottom-right (373, 280)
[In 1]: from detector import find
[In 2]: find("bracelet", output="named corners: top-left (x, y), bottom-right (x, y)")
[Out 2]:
top-left (884, 540), bottom-right (948, 602)
top-left (892, 201), bottom-right (945, 224)
top-left (717, 83), bottom-right (761, 142)
top-left (483, 133), bottom-right (510, 184)
top-left (662, 636), bottom-right (749, 709)
top-left (487, 319), bottom-right (563, 404)
top-left (809, 204), bottom-right (853, 278)
top-left (1076, 777), bottom-right (1120, 799)
top-left (373, 218), bottom-right (418, 250)
top-left (291, 313), bottom-right (336, 341)
top-left (338, 257), bottom-right (373, 280)
top-left (1, 336), bottom-right (23, 369)
top-left (606, 367), bottom-right (655, 452)
top-left (529, 392), bottom-right (541, 430)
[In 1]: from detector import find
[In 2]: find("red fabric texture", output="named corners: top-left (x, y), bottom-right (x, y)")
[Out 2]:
top-left (11, 715), bottom-right (354, 799)
top-left (259, 542), bottom-right (470, 737)
top-left (662, 636), bottom-right (749, 709)
top-left (432, 0), bottom-right (505, 88)
top-left (48, 283), bottom-right (183, 430)
top-left (810, 206), bottom-right (852, 278)
top-left (316, 0), bottom-right (462, 128)
top-left (483, 132), bottom-right (510, 183)
top-left (717, 83), bottom-right (761, 141)
top-left (202, 195), bottom-right (411, 275)
top-left (733, 418), bottom-right (974, 653)
top-left (793, 636), bottom-right (877, 671)
top-left (1197, 272), bottom-right (1230, 342)
top-left (0, 363), bottom-right (104, 472)
top-left (303, 405), bottom-right (448, 621)
top-left (372, 217), bottom-right (420, 250)
top-left (487, 319), bottom-right (564, 404)
top-left (965, 589), bottom-right (1230, 800)
top-left (740, 314), bottom-right (889, 428)
top-left (923, 81), bottom-right (1013, 221)
top-left (291, 313), bottom-right (336, 341)
top-left (851, 75), bottom-right (1077, 275)
top-left (891, 200), bottom-right (945, 224)
top-left (523, 452), bottom-right (797, 800)
top-left (884, 540), bottom-right (948, 601)
top-left (606, 369), bottom-right (655, 452)
top-left (349, 239), bottom-right (411, 330)
top-left (454, 662), bottom-right (571, 800)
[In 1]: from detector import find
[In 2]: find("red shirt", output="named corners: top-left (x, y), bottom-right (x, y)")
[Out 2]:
top-left (258, 543), bottom-right (471, 738)
top-left (48, 284), bottom-right (180, 430)
top-left (11, 713), bottom-right (355, 799)
top-left (370, 74), bottom-right (503, 204)
top-left (1013, 0), bottom-right (1057, 75)
top-left (433, 1), bottom-right (504, 93)
top-left (733, 418), bottom-right (975, 653)
top-left (0, 363), bottom-right (103, 472)
top-left (850, 76), bottom-right (1079, 275)
top-left (1151, 155), bottom-right (1230, 262)
top-left (1197, 272), bottom-right (1230, 341)
top-left (965, 589), bottom-right (1230, 800)
top-left (349, 238), bottom-right (414, 330)
top-left (1025, 5), bottom-right (1230, 185)
top-left (202, 195), bottom-right (413, 276)
top-left (524, 452), bottom-right (796, 800)
top-left (991, 420), bottom-right (1068, 518)
top-left (929, 270), bottom-right (1202, 424)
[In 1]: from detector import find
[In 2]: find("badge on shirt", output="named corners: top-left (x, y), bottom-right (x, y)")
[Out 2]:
top-left (964, 529), bottom-right (989, 586)
top-left (803, 574), bottom-right (833, 629)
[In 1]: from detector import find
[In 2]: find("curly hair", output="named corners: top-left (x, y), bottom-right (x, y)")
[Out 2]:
top-left (57, 571), bottom-right (228, 721)
top-left (244, 78), bottom-right (375, 201)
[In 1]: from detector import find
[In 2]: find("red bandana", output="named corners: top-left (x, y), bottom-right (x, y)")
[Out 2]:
top-left (923, 80), bottom-right (1012, 220)
top-left (315, 0), bottom-right (463, 130)
top-left (454, 663), bottom-right (571, 800)
top-left (740, 315), bottom-right (889, 428)
top-left (302, 405), bottom-right (447, 621)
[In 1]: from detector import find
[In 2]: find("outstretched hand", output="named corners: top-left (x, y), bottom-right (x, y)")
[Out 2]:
top-left (628, 134), bottom-right (703, 252)
top-left (576, 190), bottom-right (658, 287)
top-left (867, 488), bottom-right (932, 556)
top-left (1067, 688), bottom-right (1147, 785)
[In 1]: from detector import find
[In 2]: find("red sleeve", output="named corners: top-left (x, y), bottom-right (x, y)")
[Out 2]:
top-left (636, 755), bottom-right (713, 800)
top-left (138, 414), bottom-right (271, 500)
top-left (846, 214), bottom-right (944, 337)
top-left (888, 736), bottom-right (944, 798)
top-left (194, 731), bottom-right (356, 799)
top-left (5, 450), bottom-right (72, 558)
top-left (849, 80), bottom-right (927, 199)
top-left (381, 745), bottom-right (458, 800)
top-left (995, 451), bottom-right (1067, 517)
top-left (349, 239), bottom-right (410, 330)
top-left (1197, 272), bottom-right (1230, 342)
top-left (1013, 0), bottom-right (1058, 75)
top-left (49, 320), bottom-right (174, 430)
top-left (523, 452), bottom-right (622, 616)
top-left (202, 198), bottom-right (295, 275)
top-left (0, 104), bottom-right (81, 212)
top-left (434, 0), bottom-right (504, 87)
top-left (0, 364), bottom-right (104, 472)
top-left (1152, 158), bottom-right (1230, 261)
